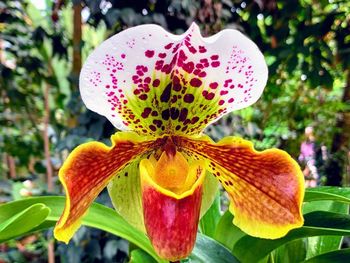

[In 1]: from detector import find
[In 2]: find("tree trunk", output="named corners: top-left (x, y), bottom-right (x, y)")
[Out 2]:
top-left (43, 81), bottom-right (53, 191)
top-left (72, 0), bottom-right (82, 80)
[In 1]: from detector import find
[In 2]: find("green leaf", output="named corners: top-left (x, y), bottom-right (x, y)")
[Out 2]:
top-left (304, 201), bottom-right (348, 259)
top-left (232, 211), bottom-right (350, 263)
top-left (304, 187), bottom-right (350, 203)
top-left (0, 203), bottom-right (50, 240)
top-left (0, 196), bottom-right (164, 262)
top-left (199, 192), bottom-right (221, 238)
top-left (304, 248), bottom-right (350, 263)
top-left (130, 249), bottom-right (157, 263)
top-left (213, 211), bottom-right (245, 251)
top-left (0, 197), bottom-right (238, 263)
top-left (272, 239), bottom-right (307, 263)
top-left (187, 234), bottom-right (240, 263)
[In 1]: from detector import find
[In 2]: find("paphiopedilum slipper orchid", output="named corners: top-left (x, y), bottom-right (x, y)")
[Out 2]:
top-left (54, 23), bottom-right (304, 261)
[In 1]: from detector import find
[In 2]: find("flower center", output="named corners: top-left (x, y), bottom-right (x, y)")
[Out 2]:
top-left (141, 150), bottom-right (202, 195)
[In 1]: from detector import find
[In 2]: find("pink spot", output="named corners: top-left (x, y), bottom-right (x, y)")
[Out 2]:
top-left (139, 94), bottom-right (148, 100)
top-left (152, 79), bottom-right (160, 87)
top-left (178, 50), bottom-right (187, 61)
top-left (145, 50), bottom-right (155, 58)
top-left (211, 55), bottom-right (219, 60)
top-left (121, 54), bottom-right (126, 59)
top-left (188, 46), bottom-right (197, 54)
top-left (199, 46), bottom-right (207, 53)
top-left (149, 125), bottom-right (157, 132)
top-left (220, 90), bottom-right (228, 95)
top-left (206, 92), bottom-right (215, 100)
top-left (141, 107), bottom-right (152, 118)
top-left (190, 78), bottom-right (202, 87)
top-left (158, 53), bottom-right (166, 58)
top-left (165, 43), bottom-right (173, 49)
top-left (184, 94), bottom-right (194, 103)
top-left (211, 61), bottom-right (220, 67)
top-left (191, 116), bottom-right (199, 124)
top-left (144, 77), bottom-right (151, 84)
top-left (209, 82), bottom-right (218, 89)
top-left (219, 100), bottom-right (225, 105)
top-left (193, 69), bottom-right (201, 76)
top-left (183, 62), bottom-right (194, 73)
top-left (198, 71), bottom-right (207, 78)
top-left (228, 98), bottom-right (235, 103)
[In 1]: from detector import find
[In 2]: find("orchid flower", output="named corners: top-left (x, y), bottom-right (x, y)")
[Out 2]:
top-left (53, 23), bottom-right (304, 261)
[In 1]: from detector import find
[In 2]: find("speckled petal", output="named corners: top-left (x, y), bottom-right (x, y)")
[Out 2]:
top-left (54, 132), bottom-right (162, 243)
top-left (174, 135), bottom-right (304, 239)
top-left (80, 23), bottom-right (267, 136)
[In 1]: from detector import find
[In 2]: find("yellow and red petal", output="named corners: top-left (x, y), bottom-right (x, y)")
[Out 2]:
top-left (139, 153), bottom-right (206, 261)
top-left (80, 23), bottom-right (267, 136)
top-left (54, 132), bottom-right (163, 243)
top-left (174, 135), bottom-right (304, 239)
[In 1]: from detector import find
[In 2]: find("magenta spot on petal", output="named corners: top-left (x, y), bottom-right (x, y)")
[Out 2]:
top-left (188, 46), bottom-right (197, 54)
top-left (141, 107), bottom-right (152, 118)
top-left (152, 79), bottom-right (160, 87)
top-left (173, 83), bottom-right (182, 92)
top-left (183, 62), bottom-right (194, 74)
top-left (145, 50), bottom-right (155, 58)
top-left (191, 116), bottom-right (199, 124)
top-left (219, 100), bottom-right (225, 105)
top-left (178, 50), bottom-right (187, 61)
top-left (183, 94), bottom-right (194, 103)
top-left (220, 90), bottom-right (228, 95)
top-left (164, 43), bottom-right (173, 49)
top-left (206, 92), bottom-right (215, 100)
top-left (209, 82), bottom-right (218, 89)
top-left (144, 77), bottom-right (151, 84)
top-left (121, 54), bottom-right (126, 59)
top-left (193, 69), bottom-right (200, 76)
top-left (211, 61), bottom-right (220, 67)
top-left (198, 71), bottom-right (207, 78)
top-left (139, 94), bottom-right (148, 100)
top-left (211, 55), bottom-right (219, 60)
top-left (149, 125), bottom-right (156, 131)
top-left (228, 98), bottom-right (235, 103)
top-left (190, 78), bottom-right (202, 87)
top-left (179, 108), bottom-right (188, 121)
top-left (199, 46), bottom-right (207, 53)
top-left (158, 53), bottom-right (166, 58)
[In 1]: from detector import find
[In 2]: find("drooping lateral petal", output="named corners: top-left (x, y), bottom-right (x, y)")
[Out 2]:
top-left (174, 135), bottom-right (304, 239)
top-left (80, 23), bottom-right (267, 136)
top-left (54, 132), bottom-right (163, 243)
